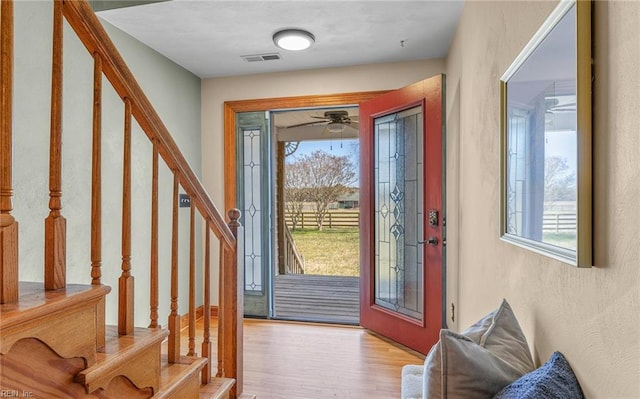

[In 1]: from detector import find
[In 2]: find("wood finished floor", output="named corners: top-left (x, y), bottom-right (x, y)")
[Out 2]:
top-left (182, 318), bottom-right (424, 399)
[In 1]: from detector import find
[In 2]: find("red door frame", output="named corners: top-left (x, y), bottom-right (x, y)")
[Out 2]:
top-left (359, 75), bottom-right (444, 354)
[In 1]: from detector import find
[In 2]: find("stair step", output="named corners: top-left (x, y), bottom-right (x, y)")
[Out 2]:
top-left (75, 325), bottom-right (169, 394)
top-left (152, 355), bottom-right (208, 399)
top-left (0, 282), bottom-right (110, 366)
top-left (199, 377), bottom-right (235, 399)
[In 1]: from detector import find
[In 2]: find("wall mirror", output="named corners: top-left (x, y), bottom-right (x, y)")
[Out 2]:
top-left (500, 0), bottom-right (592, 267)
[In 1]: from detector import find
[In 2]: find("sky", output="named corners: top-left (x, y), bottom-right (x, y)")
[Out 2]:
top-left (286, 138), bottom-right (360, 187)
top-left (545, 129), bottom-right (576, 172)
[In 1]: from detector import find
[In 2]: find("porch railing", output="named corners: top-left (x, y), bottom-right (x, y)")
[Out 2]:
top-left (283, 225), bottom-right (305, 275)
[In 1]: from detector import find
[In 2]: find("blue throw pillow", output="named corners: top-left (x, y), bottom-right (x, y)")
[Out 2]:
top-left (492, 352), bottom-right (584, 399)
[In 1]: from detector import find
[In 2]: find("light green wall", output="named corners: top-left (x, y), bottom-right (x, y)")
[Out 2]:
top-left (445, 1), bottom-right (639, 396)
top-left (12, 1), bottom-right (202, 327)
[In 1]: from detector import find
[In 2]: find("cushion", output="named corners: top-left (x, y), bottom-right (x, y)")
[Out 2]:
top-left (492, 352), bottom-right (585, 399)
top-left (401, 364), bottom-right (425, 399)
top-left (423, 299), bottom-right (534, 399)
top-left (423, 341), bottom-right (442, 397)
top-left (403, 364), bottom-right (425, 378)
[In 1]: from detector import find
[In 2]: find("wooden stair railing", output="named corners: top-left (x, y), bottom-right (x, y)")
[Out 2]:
top-left (0, 0), bottom-right (245, 397)
top-left (284, 225), bottom-right (305, 274)
top-left (60, 1), bottom-right (245, 396)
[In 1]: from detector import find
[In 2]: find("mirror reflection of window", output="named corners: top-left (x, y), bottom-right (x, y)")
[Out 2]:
top-left (544, 93), bottom-right (577, 249)
top-left (504, 4), bottom-right (577, 250)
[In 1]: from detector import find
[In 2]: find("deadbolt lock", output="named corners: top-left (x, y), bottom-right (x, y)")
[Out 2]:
top-left (428, 210), bottom-right (439, 227)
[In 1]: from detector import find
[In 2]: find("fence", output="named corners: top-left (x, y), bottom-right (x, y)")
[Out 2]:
top-left (285, 211), bottom-right (573, 231)
top-left (285, 211), bottom-right (359, 229)
top-left (543, 212), bottom-right (577, 232)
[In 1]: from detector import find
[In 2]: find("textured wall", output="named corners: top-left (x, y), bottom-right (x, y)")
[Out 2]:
top-left (12, 1), bottom-right (202, 327)
top-left (445, 1), bottom-right (640, 397)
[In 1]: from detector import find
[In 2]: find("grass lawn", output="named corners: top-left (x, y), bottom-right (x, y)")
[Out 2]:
top-left (290, 227), bottom-right (360, 276)
top-left (542, 231), bottom-right (577, 250)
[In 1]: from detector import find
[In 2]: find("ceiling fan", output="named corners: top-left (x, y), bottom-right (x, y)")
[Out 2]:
top-left (545, 96), bottom-right (576, 114)
top-left (285, 110), bottom-right (359, 131)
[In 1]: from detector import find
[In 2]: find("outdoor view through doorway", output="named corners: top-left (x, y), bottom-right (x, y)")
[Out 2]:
top-left (278, 137), bottom-right (360, 324)
top-left (274, 107), bottom-right (361, 325)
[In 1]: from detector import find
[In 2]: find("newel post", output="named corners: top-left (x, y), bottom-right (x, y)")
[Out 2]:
top-left (0, 0), bottom-right (19, 304)
top-left (223, 208), bottom-right (243, 398)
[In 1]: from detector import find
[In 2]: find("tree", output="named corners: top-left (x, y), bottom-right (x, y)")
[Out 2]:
top-left (544, 156), bottom-right (576, 209)
top-left (284, 161), bottom-right (309, 230)
top-left (306, 150), bottom-right (356, 230)
top-left (285, 150), bottom-right (357, 230)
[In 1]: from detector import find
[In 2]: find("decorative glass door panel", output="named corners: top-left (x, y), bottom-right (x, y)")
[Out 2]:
top-left (374, 107), bottom-right (423, 321)
top-left (242, 128), bottom-right (264, 293)
top-left (237, 112), bottom-right (271, 317)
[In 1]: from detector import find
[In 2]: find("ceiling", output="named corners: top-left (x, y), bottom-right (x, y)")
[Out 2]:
top-left (97, 0), bottom-right (464, 79)
top-left (273, 106), bottom-right (359, 142)
top-left (96, 1), bottom-right (462, 138)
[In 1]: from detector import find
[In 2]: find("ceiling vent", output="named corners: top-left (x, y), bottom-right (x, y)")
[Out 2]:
top-left (241, 53), bottom-right (281, 63)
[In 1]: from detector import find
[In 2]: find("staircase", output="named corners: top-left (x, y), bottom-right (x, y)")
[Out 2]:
top-left (0, 1), bottom-right (250, 398)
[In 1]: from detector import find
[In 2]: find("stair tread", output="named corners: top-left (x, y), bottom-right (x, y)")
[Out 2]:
top-left (77, 325), bottom-right (169, 384)
top-left (199, 377), bottom-right (235, 399)
top-left (153, 355), bottom-right (208, 399)
top-left (0, 282), bottom-right (111, 330)
top-left (102, 325), bottom-right (169, 355)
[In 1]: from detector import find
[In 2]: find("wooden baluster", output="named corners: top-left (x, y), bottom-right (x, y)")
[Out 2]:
top-left (216, 241), bottom-right (225, 378)
top-left (223, 209), bottom-right (243, 398)
top-left (118, 97), bottom-right (134, 335)
top-left (91, 52), bottom-right (102, 285)
top-left (44, 0), bottom-right (66, 290)
top-left (149, 140), bottom-right (159, 328)
top-left (167, 173), bottom-right (180, 363)
top-left (187, 202), bottom-right (196, 356)
top-left (201, 221), bottom-right (212, 383)
top-left (91, 52), bottom-right (106, 350)
top-left (0, 0), bottom-right (19, 304)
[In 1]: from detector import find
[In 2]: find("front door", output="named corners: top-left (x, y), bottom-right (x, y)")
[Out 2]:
top-left (359, 75), bottom-right (445, 354)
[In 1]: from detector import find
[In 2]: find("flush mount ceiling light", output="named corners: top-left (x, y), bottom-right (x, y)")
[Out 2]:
top-left (273, 29), bottom-right (315, 51)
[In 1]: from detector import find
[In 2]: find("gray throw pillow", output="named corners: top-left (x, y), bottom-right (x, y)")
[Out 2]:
top-left (423, 299), bottom-right (534, 399)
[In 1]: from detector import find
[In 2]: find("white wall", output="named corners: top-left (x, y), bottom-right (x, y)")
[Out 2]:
top-left (201, 59), bottom-right (445, 303)
top-left (12, 0), bottom-right (202, 327)
top-left (445, 1), bottom-right (640, 397)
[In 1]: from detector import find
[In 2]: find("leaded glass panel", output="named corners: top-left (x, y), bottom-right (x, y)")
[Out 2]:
top-left (374, 106), bottom-right (423, 321)
top-left (242, 128), bottom-right (263, 292)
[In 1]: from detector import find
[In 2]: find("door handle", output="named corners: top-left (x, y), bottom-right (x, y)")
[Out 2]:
top-left (418, 237), bottom-right (438, 246)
